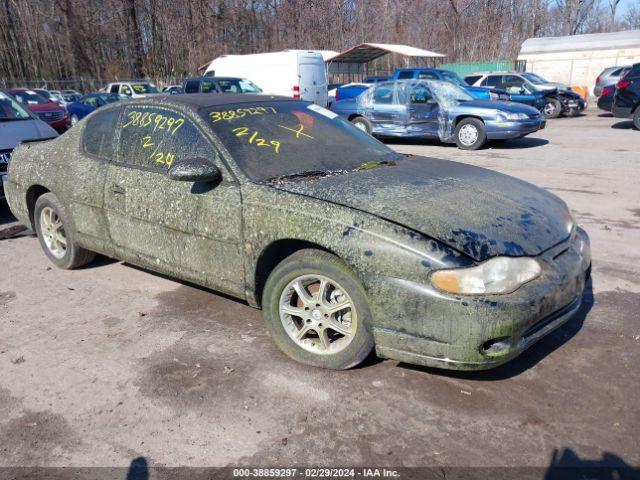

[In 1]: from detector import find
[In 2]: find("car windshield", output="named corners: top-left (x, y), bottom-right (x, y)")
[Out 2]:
top-left (521, 72), bottom-right (548, 84)
top-left (12, 90), bottom-right (49, 105)
top-left (202, 101), bottom-right (400, 182)
top-left (97, 93), bottom-right (122, 103)
top-left (216, 79), bottom-right (262, 94)
top-left (131, 83), bottom-right (159, 94)
top-left (0, 91), bottom-right (32, 120)
top-left (440, 71), bottom-right (468, 87)
top-left (35, 90), bottom-right (53, 100)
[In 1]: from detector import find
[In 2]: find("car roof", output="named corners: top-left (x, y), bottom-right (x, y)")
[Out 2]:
top-left (184, 76), bottom-right (246, 82)
top-left (131, 93), bottom-right (294, 109)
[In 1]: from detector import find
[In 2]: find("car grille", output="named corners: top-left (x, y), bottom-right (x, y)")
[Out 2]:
top-left (37, 110), bottom-right (64, 123)
top-left (0, 150), bottom-right (10, 175)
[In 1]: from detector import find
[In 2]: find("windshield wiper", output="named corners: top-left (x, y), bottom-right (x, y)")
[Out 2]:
top-left (266, 169), bottom-right (343, 184)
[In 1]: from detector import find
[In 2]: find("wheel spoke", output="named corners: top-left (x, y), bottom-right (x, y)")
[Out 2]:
top-left (317, 328), bottom-right (331, 351)
top-left (326, 300), bottom-right (351, 315)
top-left (292, 280), bottom-right (314, 306)
top-left (316, 279), bottom-right (328, 303)
top-left (295, 324), bottom-right (312, 341)
top-left (56, 233), bottom-right (67, 246)
top-left (51, 220), bottom-right (63, 232)
top-left (328, 318), bottom-right (351, 337)
top-left (281, 304), bottom-right (305, 318)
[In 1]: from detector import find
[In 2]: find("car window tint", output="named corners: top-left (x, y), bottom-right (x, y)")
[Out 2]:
top-left (117, 105), bottom-right (217, 172)
top-left (504, 75), bottom-right (524, 86)
top-left (418, 71), bottom-right (438, 79)
top-left (83, 108), bottom-right (119, 159)
top-left (373, 85), bottom-right (394, 104)
top-left (184, 80), bottom-right (199, 94)
top-left (201, 80), bottom-right (216, 93)
top-left (465, 75), bottom-right (481, 85)
top-left (396, 71), bottom-right (414, 80)
top-left (485, 76), bottom-right (503, 87)
top-left (110, 85), bottom-right (119, 94)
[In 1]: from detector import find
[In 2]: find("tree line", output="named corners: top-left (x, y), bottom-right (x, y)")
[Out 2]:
top-left (1, 0), bottom-right (639, 88)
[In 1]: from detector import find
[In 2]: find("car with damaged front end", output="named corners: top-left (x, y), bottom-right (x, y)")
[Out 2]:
top-left (331, 79), bottom-right (545, 150)
top-left (2, 94), bottom-right (591, 371)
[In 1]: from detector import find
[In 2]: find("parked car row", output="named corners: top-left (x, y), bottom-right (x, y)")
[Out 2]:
top-left (595, 63), bottom-right (640, 130)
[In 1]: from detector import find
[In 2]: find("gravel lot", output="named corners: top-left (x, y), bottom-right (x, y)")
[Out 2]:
top-left (0, 106), bottom-right (638, 471)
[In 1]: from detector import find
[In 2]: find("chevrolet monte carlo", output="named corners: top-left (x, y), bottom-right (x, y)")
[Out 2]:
top-left (2, 94), bottom-right (591, 370)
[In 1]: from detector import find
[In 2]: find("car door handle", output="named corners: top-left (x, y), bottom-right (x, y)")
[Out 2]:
top-left (111, 185), bottom-right (125, 195)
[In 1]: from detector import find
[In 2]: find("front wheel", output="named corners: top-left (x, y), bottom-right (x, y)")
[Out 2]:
top-left (262, 249), bottom-right (374, 370)
top-left (350, 116), bottom-right (373, 135)
top-left (34, 193), bottom-right (95, 269)
top-left (454, 118), bottom-right (486, 150)
top-left (542, 98), bottom-right (562, 119)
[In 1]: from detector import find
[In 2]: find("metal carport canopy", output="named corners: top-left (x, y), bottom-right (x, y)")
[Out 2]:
top-left (327, 43), bottom-right (446, 63)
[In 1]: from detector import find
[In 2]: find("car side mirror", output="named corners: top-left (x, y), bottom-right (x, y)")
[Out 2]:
top-left (168, 157), bottom-right (221, 183)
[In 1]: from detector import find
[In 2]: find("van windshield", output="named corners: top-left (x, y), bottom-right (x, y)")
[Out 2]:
top-left (202, 101), bottom-right (400, 182)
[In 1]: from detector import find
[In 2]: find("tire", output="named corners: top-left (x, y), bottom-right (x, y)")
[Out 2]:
top-left (34, 192), bottom-right (95, 269)
top-left (262, 249), bottom-right (374, 370)
top-left (454, 117), bottom-right (486, 150)
top-left (350, 116), bottom-right (373, 135)
top-left (633, 108), bottom-right (640, 130)
top-left (70, 114), bottom-right (79, 126)
top-left (542, 98), bottom-right (562, 119)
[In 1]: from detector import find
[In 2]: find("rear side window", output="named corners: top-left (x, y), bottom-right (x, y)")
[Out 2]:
top-left (484, 75), bottom-right (503, 87)
top-left (110, 85), bottom-right (119, 93)
top-left (396, 71), bottom-right (414, 80)
top-left (83, 108), bottom-right (119, 159)
top-left (117, 105), bottom-right (217, 172)
top-left (465, 75), bottom-right (481, 85)
top-left (418, 71), bottom-right (438, 79)
top-left (184, 80), bottom-right (199, 94)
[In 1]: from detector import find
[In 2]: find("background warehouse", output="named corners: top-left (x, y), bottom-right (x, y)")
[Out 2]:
top-left (1, 0), bottom-right (640, 87)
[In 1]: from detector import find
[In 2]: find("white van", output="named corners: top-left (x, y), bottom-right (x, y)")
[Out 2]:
top-left (203, 50), bottom-right (328, 106)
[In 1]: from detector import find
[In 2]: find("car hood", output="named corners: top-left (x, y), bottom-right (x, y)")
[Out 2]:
top-left (26, 103), bottom-right (63, 112)
top-left (272, 156), bottom-right (573, 261)
top-left (455, 99), bottom-right (540, 115)
top-left (0, 119), bottom-right (58, 150)
top-left (537, 82), bottom-right (568, 91)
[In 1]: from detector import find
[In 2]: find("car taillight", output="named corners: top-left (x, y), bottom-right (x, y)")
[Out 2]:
top-left (293, 85), bottom-right (300, 99)
top-left (616, 80), bottom-right (630, 89)
top-left (596, 76), bottom-right (600, 84)
top-left (602, 87), bottom-right (613, 96)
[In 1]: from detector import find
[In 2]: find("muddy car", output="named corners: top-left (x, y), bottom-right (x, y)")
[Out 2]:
top-left (331, 80), bottom-right (545, 150)
top-left (3, 94), bottom-right (591, 370)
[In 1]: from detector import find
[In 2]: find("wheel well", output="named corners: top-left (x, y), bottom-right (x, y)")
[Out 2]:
top-left (348, 114), bottom-right (361, 121)
top-left (253, 239), bottom-right (334, 307)
top-left (26, 185), bottom-right (50, 229)
top-left (454, 115), bottom-right (484, 127)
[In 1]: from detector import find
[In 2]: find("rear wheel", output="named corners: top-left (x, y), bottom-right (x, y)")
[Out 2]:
top-left (262, 249), bottom-right (374, 370)
top-left (633, 107), bottom-right (640, 130)
top-left (34, 193), bottom-right (95, 269)
top-left (542, 98), bottom-right (562, 119)
top-left (454, 118), bottom-right (486, 150)
top-left (350, 116), bottom-right (373, 135)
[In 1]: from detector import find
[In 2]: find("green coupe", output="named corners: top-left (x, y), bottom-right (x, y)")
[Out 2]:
top-left (2, 94), bottom-right (591, 370)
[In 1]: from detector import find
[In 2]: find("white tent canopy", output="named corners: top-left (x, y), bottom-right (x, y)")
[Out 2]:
top-left (327, 43), bottom-right (446, 64)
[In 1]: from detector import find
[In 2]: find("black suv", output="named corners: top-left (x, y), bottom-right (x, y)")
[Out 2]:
top-left (182, 76), bottom-right (262, 95)
top-left (612, 63), bottom-right (640, 129)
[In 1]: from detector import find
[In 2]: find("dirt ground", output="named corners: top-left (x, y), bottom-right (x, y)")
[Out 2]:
top-left (0, 105), bottom-right (638, 471)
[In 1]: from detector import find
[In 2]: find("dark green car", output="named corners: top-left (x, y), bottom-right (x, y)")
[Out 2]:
top-left (2, 94), bottom-right (591, 370)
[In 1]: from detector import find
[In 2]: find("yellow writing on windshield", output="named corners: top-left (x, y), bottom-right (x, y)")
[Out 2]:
top-left (277, 124), bottom-right (314, 139)
top-left (232, 127), bottom-right (280, 153)
top-left (140, 135), bottom-right (175, 168)
top-left (210, 106), bottom-right (277, 123)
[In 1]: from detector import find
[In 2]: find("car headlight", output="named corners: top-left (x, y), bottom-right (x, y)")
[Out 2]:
top-left (500, 112), bottom-right (529, 121)
top-left (430, 257), bottom-right (542, 295)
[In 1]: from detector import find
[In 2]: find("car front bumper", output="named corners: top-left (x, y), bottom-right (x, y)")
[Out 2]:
top-left (364, 227), bottom-right (591, 371)
top-left (485, 118), bottom-right (544, 140)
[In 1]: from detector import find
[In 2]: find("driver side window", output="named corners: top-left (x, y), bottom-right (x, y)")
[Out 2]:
top-left (409, 85), bottom-right (432, 104)
top-left (120, 85), bottom-right (132, 96)
top-left (372, 85), bottom-right (394, 104)
top-left (117, 106), bottom-right (221, 174)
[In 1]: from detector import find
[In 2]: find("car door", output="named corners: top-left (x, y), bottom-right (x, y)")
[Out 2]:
top-left (102, 104), bottom-right (245, 296)
top-left (501, 75), bottom-right (538, 106)
top-left (366, 82), bottom-right (405, 132)
top-left (406, 82), bottom-right (439, 136)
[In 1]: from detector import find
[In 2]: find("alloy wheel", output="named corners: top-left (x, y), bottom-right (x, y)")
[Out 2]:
top-left (279, 274), bottom-right (356, 355)
top-left (40, 206), bottom-right (67, 259)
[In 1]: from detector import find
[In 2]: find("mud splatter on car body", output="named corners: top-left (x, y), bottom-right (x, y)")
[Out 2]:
top-left (2, 94), bottom-right (591, 370)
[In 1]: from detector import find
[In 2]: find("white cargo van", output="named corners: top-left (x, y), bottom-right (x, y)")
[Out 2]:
top-left (203, 50), bottom-right (328, 106)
